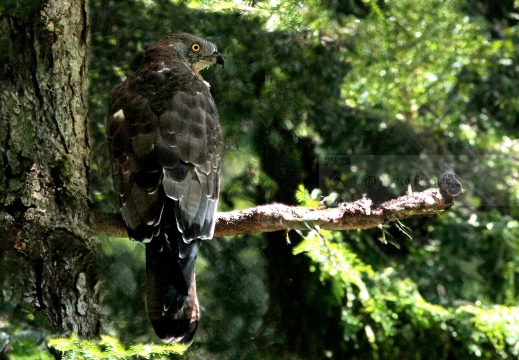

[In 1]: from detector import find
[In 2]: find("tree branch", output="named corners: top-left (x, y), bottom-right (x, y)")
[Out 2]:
top-left (89, 187), bottom-right (456, 238)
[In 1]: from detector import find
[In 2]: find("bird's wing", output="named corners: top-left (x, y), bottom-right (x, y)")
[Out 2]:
top-left (156, 79), bottom-right (222, 241)
top-left (107, 79), bottom-right (163, 242)
top-left (107, 59), bottom-right (221, 242)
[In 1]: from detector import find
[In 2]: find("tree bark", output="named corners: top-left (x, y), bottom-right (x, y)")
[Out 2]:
top-left (0, 1), bottom-right (98, 337)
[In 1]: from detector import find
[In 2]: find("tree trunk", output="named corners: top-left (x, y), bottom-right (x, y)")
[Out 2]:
top-left (0, 1), bottom-right (99, 337)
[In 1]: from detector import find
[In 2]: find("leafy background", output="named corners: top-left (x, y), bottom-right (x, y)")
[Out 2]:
top-left (2, 0), bottom-right (519, 358)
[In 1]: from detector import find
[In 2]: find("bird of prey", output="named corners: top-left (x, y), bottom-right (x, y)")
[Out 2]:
top-left (107, 33), bottom-right (224, 344)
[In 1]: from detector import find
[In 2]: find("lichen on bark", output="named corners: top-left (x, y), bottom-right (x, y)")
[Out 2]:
top-left (0, 0), bottom-right (99, 339)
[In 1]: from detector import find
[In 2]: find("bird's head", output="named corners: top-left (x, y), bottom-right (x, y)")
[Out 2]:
top-left (145, 32), bottom-right (224, 79)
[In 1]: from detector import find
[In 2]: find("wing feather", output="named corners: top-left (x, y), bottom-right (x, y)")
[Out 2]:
top-left (156, 77), bottom-right (221, 241)
top-left (108, 58), bottom-right (221, 243)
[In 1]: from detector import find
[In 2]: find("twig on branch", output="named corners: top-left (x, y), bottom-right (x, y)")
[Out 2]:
top-left (89, 187), bottom-right (457, 238)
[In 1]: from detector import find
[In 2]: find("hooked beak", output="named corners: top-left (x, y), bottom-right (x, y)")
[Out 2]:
top-left (212, 51), bottom-right (224, 67)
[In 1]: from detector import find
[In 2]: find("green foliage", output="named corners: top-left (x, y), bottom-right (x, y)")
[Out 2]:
top-left (295, 184), bottom-right (320, 208)
top-left (341, 0), bottom-right (490, 124)
top-left (48, 334), bottom-right (185, 359)
top-left (0, 328), bottom-right (53, 360)
top-left (179, 0), bottom-right (325, 31)
top-left (294, 229), bottom-right (519, 359)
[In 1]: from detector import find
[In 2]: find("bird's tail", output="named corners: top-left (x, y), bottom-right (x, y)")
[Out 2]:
top-left (146, 229), bottom-right (200, 344)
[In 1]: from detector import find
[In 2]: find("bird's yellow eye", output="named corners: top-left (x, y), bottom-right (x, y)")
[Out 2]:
top-left (191, 43), bottom-right (201, 52)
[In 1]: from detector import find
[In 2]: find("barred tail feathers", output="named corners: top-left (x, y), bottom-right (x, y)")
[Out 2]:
top-left (146, 230), bottom-right (200, 344)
